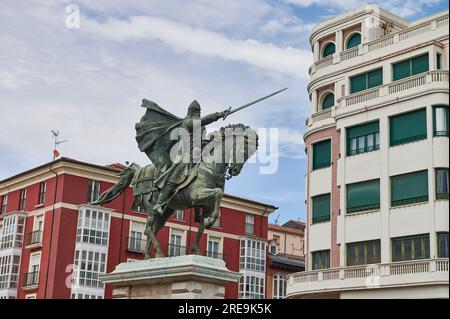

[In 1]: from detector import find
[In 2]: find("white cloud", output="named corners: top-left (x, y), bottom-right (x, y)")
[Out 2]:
top-left (284, 0), bottom-right (444, 17)
top-left (81, 15), bottom-right (312, 79)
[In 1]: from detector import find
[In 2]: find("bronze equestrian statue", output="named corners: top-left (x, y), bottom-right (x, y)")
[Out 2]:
top-left (91, 89), bottom-right (286, 258)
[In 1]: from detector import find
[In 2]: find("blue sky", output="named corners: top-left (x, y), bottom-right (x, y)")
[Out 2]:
top-left (0, 0), bottom-right (448, 225)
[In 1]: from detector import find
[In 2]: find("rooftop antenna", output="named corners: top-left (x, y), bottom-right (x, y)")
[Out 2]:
top-left (51, 130), bottom-right (68, 161)
top-left (274, 214), bottom-right (280, 225)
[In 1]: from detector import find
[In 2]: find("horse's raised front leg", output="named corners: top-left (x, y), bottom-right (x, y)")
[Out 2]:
top-left (191, 188), bottom-right (223, 255)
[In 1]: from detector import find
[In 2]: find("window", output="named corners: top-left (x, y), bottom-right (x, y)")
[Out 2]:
top-left (347, 121), bottom-right (380, 156)
top-left (245, 214), bottom-right (254, 234)
top-left (1, 194), bottom-right (7, 215)
top-left (321, 92), bottom-right (334, 110)
top-left (393, 53), bottom-right (429, 81)
top-left (207, 237), bottom-right (221, 259)
top-left (346, 33), bottom-right (361, 49)
top-left (213, 209), bottom-right (221, 228)
top-left (437, 53), bottom-right (442, 70)
top-left (347, 240), bottom-right (380, 266)
top-left (269, 243), bottom-right (278, 255)
top-left (87, 180), bottom-right (100, 203)
top-left (350, 68), bottom-right (383, 94)
top-left (72, 249), bottom-right (106, 288)
top-left (19, 189), bottom-right (26, 211)
top-left (437, 233), bottom-right (449, 258)
top-left (312, 194), bottom-right (330, 223)
top-left (169, 233), bottom-right (183, 256)
top-left (347, 179), bottom-right (380, 213)
top-left (273, 274), bottom-right (286, 299)
top-left (38, 182), bottom-right (46, 205)
top-left (239, 238), bottom-right (265, 272)
top-left (436, 168), bottom-right (449, 200)
top-left (174, 209), bottom-right (184, 221)
top-left (322, 42), bottom-right (335, 58)
top-left (312, 139), bottom-right (331, 170)
top-left (238, 273), bottom-right (265, 299)
top-left (25, 253), bottom-right (41, 287)
top-left (129, 222), bottom-right (145, 252)
top-left (0, 254), bottom-right (21, 290)
top-left (433, 106), bottom-right (449, 137)
top-left (391, 170), bottom-right (428, 207)
top-left (76, 208), bottom-right (110, 246)
top-left (392, 234), bottom-right (429, 262)
top-left (390, 108), bottom-right (427, 146)
top-left (312, 250), bottom-right (330, 270)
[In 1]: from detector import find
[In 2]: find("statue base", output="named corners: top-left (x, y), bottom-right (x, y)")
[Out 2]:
top-left (100, 255), bottom-right (241, 299)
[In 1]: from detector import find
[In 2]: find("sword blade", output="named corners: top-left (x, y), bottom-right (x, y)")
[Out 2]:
top-left (227, 87), bottom-right (288, 116)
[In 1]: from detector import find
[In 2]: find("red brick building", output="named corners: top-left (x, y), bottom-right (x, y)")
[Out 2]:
top-left (0, 157), bottom-right (276, 299)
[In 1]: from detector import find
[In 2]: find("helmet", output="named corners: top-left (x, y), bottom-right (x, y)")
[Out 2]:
top-left (187, 100), bottom-right (201, 118)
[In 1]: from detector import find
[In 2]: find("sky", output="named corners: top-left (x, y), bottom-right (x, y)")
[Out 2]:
top-left (0, 0), bottom-right (448, 225)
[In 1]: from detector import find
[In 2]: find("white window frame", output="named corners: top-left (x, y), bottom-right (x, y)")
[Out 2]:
top-left (272, 273), bottom-right (287, 299)
top-left (19, 189), bottom-right (26, 211)
top-left (88, 180), bottom-right (101, 203)
top-left (245, 215), bottom-right (254, 234)
top-left (1, 194), bottom-right (8, 214)
top-left (206, 236), bottom-right (222, 259)
top-left (174, 210), bottom-right (184, 221)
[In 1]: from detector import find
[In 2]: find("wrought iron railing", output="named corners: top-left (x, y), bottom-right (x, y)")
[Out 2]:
top-left (23, 271), bottom-right (39, 287)
top-left (26, 230), bottom-right (42, 246)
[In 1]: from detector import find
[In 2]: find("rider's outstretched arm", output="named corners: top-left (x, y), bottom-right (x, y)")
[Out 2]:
top-left (201, 112), bottom-right (225, 126)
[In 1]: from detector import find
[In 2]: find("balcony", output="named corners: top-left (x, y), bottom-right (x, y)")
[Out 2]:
top-left (306, 70), bottom-right (448, 130)
top-left (23, 271), bottom-right (39, 290)
top-left (310, 13), bottom-right (449, 76)
top-left (287, 258), bottom-right (448, 298)
top-left (168, 244), bottom-right (187, 257)
top-left (25, 230), bottom-right (42, 249)
top-left (127, 237), bottom-right (146, 254)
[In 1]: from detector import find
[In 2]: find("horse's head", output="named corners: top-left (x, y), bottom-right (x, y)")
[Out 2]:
top-left (223, 124), bottom-right (258, 177)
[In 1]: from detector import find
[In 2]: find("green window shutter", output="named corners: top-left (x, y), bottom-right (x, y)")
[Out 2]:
top-left (393, 59), bottom-right (411, 81)
top-left (322, 43), bottom-right (335, 57)
top-left (312, 139), bottom-right (331, 170)
top-left (389, 108), bottom-right (427, 146)
top-left (321, 93), bottom-right (334, 109)
top-left (347, 121), bottom-right (379, 140)
top-left (350, 73), bottom-right (367, 93)
top-left (347, 179), bottom-right (380, 213)
top-left (367, 68), bottom-right (383, 88)
top-left (312, 194), bottom-right (330, 223)
top-left (411, 53), bottom-right (429, 75)
top-left (391, 170), bottom-right (429, 206)
top-left (346, 33), bottom-right (361, 49)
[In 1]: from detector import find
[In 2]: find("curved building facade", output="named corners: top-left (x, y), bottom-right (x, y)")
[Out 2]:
top-left (288, 4), bottom-right (449, 298)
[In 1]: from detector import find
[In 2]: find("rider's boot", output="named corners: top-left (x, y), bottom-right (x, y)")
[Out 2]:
top-left (153, 182), bottom-right (176, 215)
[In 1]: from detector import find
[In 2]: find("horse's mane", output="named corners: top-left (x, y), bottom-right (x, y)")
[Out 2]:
top-left (207, 123), bottom-right (259, 149)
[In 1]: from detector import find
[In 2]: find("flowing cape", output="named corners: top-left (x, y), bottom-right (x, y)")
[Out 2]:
top-left (135, 99), bottom-right (184, 172)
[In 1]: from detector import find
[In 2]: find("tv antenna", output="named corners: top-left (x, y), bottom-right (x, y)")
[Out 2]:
top-left (51, 130), bottom-right (68, 160)
top-left (274, 214), bottom-right (280, 225)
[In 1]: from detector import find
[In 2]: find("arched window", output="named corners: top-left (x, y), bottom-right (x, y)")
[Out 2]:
top-left (346, 33), bottom-right (361, 49)
top-left (273, 274), bottom-right (286, 299)
top-left (322, 42), bottom-right (335, 58)
top-left (321, 92), bottom-right (335, 110)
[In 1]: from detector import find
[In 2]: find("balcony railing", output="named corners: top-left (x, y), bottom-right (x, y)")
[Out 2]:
top-left (25, 230), bottom-right (42, 247)
top-left (127, 237), bottom-right (146, 253)
top-left (339, 70), bottom-right (448, 108)
top-left (287, 258), bottom-right (449, 296)
top-left (168, 244), bottom-right (187, 257)
top-left (23, 271), bottom-right (39, 288)
top-left (204, 250), bottom-right (226, 262)
top-left (310, 12), bottom-right (449, 73)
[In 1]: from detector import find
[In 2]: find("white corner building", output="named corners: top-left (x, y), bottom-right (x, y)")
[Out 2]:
top-left (287, 4), bottom-right (449, 299)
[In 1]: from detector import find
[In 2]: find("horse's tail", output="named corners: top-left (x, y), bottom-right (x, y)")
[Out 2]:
top-left (90, 163), bottom-right (140, 206)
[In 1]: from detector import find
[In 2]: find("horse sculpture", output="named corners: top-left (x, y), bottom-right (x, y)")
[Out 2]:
top-left (91, 124), bottom-right (258, 259)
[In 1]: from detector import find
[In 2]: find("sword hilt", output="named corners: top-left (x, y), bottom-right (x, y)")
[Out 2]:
top-left (222, 107), bottom-right (232, 120)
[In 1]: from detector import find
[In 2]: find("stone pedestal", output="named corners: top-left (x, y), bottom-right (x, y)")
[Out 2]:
top-left (100, 255), bottom-right (241, 299)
